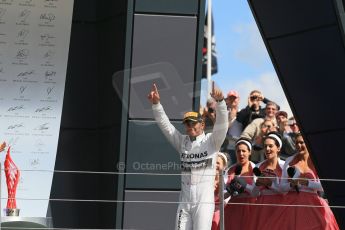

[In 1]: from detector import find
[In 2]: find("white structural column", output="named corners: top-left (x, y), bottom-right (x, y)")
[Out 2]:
top-left (207, 0), bottom-right (213, 99)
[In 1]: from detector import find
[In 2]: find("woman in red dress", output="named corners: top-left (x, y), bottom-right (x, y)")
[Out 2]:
top-left (250, 132), bottom-right (286, 230)
top-left (280, 133), bottom-right (339, 230)
top-left (224, 137), bottom-right (257, 230)
top-left (212, 152), bottom-right (229, 230)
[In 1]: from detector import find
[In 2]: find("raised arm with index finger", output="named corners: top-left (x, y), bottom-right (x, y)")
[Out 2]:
top-left (149, 82), bottom-right (228, 230)
top-left (147, 83), bottom-right (160, 104)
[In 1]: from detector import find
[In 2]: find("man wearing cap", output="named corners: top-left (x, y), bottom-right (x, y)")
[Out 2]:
top-left (224, 90), bottom-right (242, 164)
top-left (225, 90), bottom-right (240, 132)
top-left (276, 111), bottom-right (290, 132)
top-left (276, 111), bottom-right (297, 159)
top-left (148, 83), bottom-right (228, 230)
top-left (276, 111), bottom-right (292, 135)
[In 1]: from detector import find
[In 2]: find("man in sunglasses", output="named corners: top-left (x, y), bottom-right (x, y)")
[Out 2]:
top-left (148, 82), bottom-right (228, 230)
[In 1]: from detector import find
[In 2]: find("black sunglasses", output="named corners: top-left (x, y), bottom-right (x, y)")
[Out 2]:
top-left (184, 120), bottom-right (198, 126)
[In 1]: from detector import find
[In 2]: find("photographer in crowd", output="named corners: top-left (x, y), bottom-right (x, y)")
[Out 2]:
top-left (236, 90), bottom-right (279, 130)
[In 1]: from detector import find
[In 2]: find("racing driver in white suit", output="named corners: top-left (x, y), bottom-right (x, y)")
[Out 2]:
top-left (148, 83), bottom-right (228, 230)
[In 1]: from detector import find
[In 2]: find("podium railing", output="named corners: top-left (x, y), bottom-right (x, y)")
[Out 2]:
top-left (0, 167), bottom-right (343, 229)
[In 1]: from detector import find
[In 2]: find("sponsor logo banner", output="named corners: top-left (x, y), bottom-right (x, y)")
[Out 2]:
top-left (0, 0), bottom-right (74, 217)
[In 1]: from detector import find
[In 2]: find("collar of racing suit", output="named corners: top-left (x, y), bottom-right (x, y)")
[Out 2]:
top-left (188, 132), bottom-right (205, 142)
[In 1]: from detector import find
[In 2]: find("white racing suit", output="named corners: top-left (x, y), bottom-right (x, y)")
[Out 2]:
top-left (152, 100), bottom-right (228, 230)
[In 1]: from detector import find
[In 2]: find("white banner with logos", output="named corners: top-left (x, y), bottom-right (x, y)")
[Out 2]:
top-left (0, 0), bottom-right (74, 217)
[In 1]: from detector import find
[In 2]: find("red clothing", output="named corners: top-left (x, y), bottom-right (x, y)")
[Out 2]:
top-left (279, 191), bottom-right (339, 230)
top-left (279, 155), bottom-right (340, 230)
top-left (279, 170), bottom-right (340, 230)
top-left (224, 162), bottom-right (256, 230)
top-left (212, 195), bottom-right (220, 230)
top-left (250, 159), bottom-right (286, 230)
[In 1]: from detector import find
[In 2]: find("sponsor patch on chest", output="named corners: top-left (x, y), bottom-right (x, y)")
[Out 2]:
top-left (181, 151), bottom-right (208, 160)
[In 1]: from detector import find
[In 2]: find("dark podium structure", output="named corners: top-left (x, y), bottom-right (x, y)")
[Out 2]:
top-left (50, 0), bottom-right (206, 229)
top-left (47, 0), bottom-right (345, 229)
top-left (248, 0), bottom-right (345, 228)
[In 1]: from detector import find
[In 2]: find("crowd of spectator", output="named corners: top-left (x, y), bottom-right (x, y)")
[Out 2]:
top-left (199, 88), bottom-right (339, 230)
top-left (201, 88), bottom-right (298, 164)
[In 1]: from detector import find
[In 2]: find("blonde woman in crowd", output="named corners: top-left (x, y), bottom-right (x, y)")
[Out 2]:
top-left (212, 152), bottom-right (229, 230)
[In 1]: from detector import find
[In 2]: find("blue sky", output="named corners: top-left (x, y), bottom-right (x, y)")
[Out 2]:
top-left (201, 0), bottom-right (293, 117)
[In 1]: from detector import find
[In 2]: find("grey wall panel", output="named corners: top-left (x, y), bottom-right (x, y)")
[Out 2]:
top-left (55, 130), bottom-right (100, 171)
top-left (54, 128), bottom-right (120, 195)
top-left (125, 120), bottom-right (182, 189)
top-left (129, 14), bottom-right (197, 120)
top-left (135, 0), bottom-right (199, 15)
top-left (268, 26), bottom-right (345, 133)
top-left (52, 0), bottom-right (127, 228)
top-left (72, 0), bottom-right (98, 21)
top-left (97, 19), bottom-right (126, 127)
top-left (62, 19), bottom-right (126, 129)
top-left (123, 190), bottom-right (179, 230)
top-left (250, 0), bottom-right (337, 38)
top-left (306, 131), bottom-right (345, 186)
top-left (307, 131), bottom-right (345, 227)
top-left (53, 128), bottom-right (120, 228)
top-left (61, 23), bottom-right (99, 128)
top-left (72, 0), bottom-right (127, 22)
